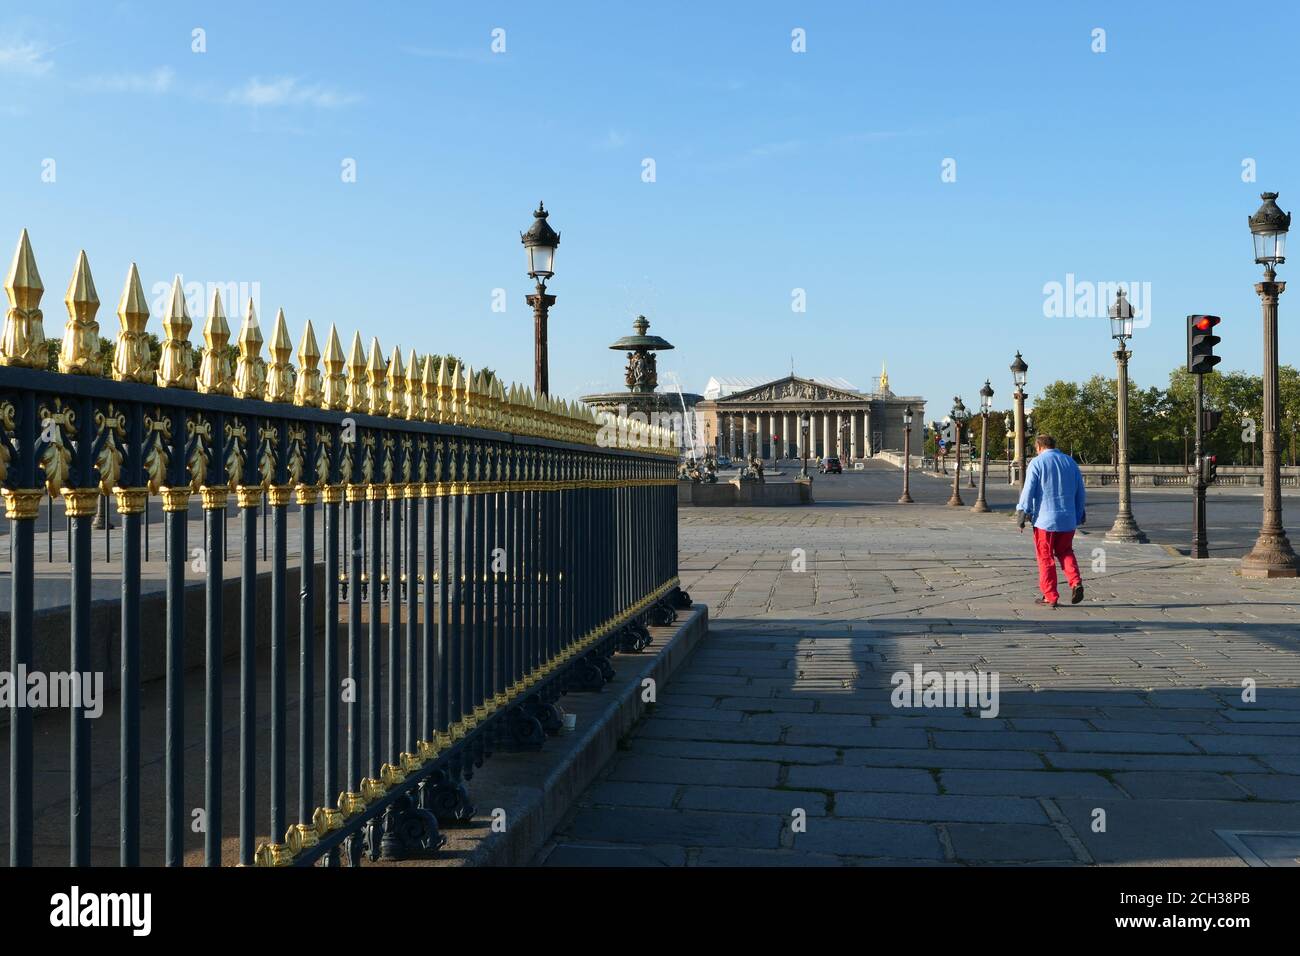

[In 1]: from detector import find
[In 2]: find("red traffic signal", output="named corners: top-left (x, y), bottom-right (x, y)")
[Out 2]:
top-left (1187, 314), bottom-right (1222, 375)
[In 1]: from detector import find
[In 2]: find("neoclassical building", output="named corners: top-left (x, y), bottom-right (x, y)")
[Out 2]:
top-left (695, 369), bottom-right (925, 462)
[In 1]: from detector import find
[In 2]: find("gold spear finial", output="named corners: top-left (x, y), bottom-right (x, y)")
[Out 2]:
top-left (405, 349), bottom-right (423, 421)
top-left (293, 319), bottom-right (322, 407)
top-left (234, 299), bottom-right (266, 399)
top-left (59, 249), bottom-right (102, 375)
top-left (461, 364), bottom-right (476, 428)
top-left (1, 229), bottom-right (48, 368)
top-left (421, 354), bottom-right (437, 424)
top-left (366, 337), bottom-right (388, 415)
top-left (491, 374), bottom-right (505, 431)
top-left (346, 331), bottom-right (368, 413)
top-left (197, 288), bottom-right (233, 395)
top-left (264, 308), bottom-right (294, 403)
top-left (156, 275), bottom-right (196, 389)
top-left (386, 345), bottom-right (406, 418)
top-left (447, 361), bottom-right (462, 425)
top-left (478, 370), bottom-right (494, 430)
top-left (113, 262), bottom-right (152, 382)
top-left (435, 357), bottom-right (450, 424)
top-left (322, 324), bottom-right (347, 411)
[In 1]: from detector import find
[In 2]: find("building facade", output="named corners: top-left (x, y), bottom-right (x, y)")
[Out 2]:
top-left (695, 373), bottom-right (925, 462)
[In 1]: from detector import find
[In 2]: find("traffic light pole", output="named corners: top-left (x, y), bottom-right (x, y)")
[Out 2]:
top-left (1192, 372), bottom-right (1208, 559)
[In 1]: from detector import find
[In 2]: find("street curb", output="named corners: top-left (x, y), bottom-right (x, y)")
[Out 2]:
top-left (376, 603), bottom-right (709, 867)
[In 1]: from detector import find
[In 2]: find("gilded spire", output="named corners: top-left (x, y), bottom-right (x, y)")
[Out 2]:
top-left (447, 361), bottom-right (462, 425)
top-left (293, 319), bottom-right (322, 407)
top-left (480, 372), bottom-right (496, 430)
top-left (435, 358), bottom-right (450, 424)
top-left (264, 308), bottom-right (294, 403)
top-left (386, 346), bottom-right (406, 418)
top-left (234, 299), bottom-right (266, 400)
top-left (461, 364), bottom-right (476, 428)
top-left (113, 262), bottom-right (152, 382)
top-left (156, 275), bottom-right (196, 389)
top-left (366, 337), bottom-right (388, 415)
top-left (321, 324), bottom-right (347, 411)
top-left (345, 330), bottom-right (368, 413)
top-left (59, 249), bottom-right (102, 375)
top-left (421, 355), bottom-right (437, 424)
top-left (1, 229), bottom-right (49, 368)
top-left (197, 288), bottom-right (233, 395)
top-left (405, 349), bottom-right (423, 421)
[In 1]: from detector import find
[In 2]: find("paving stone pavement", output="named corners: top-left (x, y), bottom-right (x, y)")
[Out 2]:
top-left (538, 500), bottom-right (1300, 867)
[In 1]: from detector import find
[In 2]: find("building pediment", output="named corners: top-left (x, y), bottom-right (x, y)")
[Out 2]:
top-left (717, 375), bottom-right (865, 405)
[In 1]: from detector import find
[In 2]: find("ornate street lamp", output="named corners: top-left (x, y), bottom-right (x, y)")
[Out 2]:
top-left (1242, 192), bottom-right (1299, 577)
top-left (799, 415), bottom-right (810, 479)
top-left (521, 202), bottom-right (560, 395)
top-left (1010, 351), bottom-right (1029, 498)
top-left (946, 397), bottom-right (968, 506)
top-left (899, 405), bottom-right (914, 504)
top-left (972, 380), bottom-right (994, 512)
top-left (1004, 410), bottom-right (1013, 483)
top-left (1106, 288), bottom-right (1146, 542)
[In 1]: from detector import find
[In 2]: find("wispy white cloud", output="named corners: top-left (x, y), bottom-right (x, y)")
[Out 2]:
top-left (0, 37), bottom-right (54, 76)
top-left (76, 66), bottom-right (174, 94)
top-left (597, 128), bottom-right (628, 150)
top-left (225, 76), bottom-right (360, 109)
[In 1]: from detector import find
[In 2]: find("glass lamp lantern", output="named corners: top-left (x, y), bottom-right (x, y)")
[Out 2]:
top-left (979, 379), bottom-right (994, 413)
top-left (521, 202), bottom-right (560, 279)
top-left (1109, 287), bottom-right (1135, 341)
top-left (1010, 351), bottom-right (1028, 390)
top-left (1249, 192), bottom-right (1290, 269)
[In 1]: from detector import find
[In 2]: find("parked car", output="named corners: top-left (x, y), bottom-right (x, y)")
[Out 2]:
top-left (716, 455), bottom-right (732, 468)
top-left (819, 456), bottom-right (842, 474)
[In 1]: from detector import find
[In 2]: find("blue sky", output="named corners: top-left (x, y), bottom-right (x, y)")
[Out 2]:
top-left (3, 1), bottom-right (1298, 413)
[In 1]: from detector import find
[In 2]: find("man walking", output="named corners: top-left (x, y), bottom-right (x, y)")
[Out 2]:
top-left (1016, 435), bottom-right (1086, 608)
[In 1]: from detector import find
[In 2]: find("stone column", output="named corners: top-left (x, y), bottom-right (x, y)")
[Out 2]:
top-left (822, 414), bottom-right (830, 460)
top-left (865, 408), bottom-right (873, 457)
top-left (835, 411), bottom-right (844, 457)
top-left (851, 411), bottom-right (860, 461)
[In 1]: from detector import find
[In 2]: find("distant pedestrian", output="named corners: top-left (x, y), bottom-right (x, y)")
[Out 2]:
top-left (1015, 434), bottom-right (1086, 608)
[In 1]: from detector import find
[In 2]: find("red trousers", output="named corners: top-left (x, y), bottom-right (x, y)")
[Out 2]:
top-left (1033, 527), bottom-right (1081, 604)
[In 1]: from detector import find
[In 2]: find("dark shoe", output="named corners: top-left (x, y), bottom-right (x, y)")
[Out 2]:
top-left (1034, 596), bottom-right (1058, 608)
top-left (1071, 584), bottom-right (1084, 605)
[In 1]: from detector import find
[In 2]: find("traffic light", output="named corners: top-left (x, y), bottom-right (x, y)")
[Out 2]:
top-left (1187, 314), bottom-right (1222, 375)
top-left (1201, 454), bottom-right (1218, 484)
top-left (1201, 408), bottom-right (1222, 433)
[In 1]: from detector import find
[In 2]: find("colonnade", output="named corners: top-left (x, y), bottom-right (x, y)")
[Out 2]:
top-left (715, 408), bottom-right (874, 461)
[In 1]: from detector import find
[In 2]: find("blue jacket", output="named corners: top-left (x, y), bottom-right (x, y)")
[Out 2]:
top-left (1016, 449), bottom-right (1086, 532)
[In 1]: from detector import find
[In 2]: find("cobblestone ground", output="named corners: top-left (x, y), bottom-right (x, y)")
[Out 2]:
top-left (540, 495), bottom-right (1300, 867)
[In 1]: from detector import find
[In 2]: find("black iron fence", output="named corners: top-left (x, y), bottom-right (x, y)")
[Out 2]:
top-left (0, 232), bottom-right (687, 866)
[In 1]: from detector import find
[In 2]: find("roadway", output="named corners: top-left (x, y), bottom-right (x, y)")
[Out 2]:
top-left (719, 458), bottom-right (1294, 559)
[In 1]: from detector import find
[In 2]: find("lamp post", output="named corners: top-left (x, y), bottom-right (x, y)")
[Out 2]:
top-left (1241, 192), bottom-right (1300, 576)
top-left (799, 416), bottom-right (810, 479)
top-left (946, 397), bottom-right (968, 506)
top-left (1010, 351), bottom-right (1028, 494)
top-left (521, 202), bottom-right (560, 395)
top-left (1104, 288), bottom-right (1146, 543)
top-left (1004, 411), bottom-right (1013, 483)
top-left (1183, 425), bottom-right (1189, 471)
top-left (972, 380), bottom-right (993, 512)
top-left (899, 405), bottom-right (914, 503)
